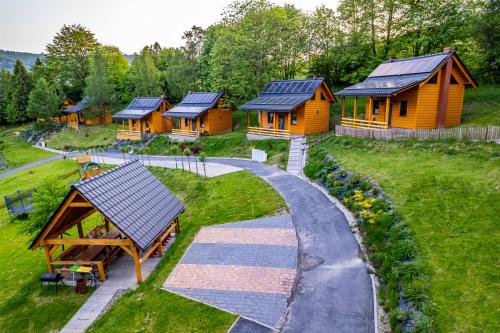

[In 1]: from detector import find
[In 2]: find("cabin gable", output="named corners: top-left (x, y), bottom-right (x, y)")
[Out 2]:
top-left (304, 84), bottom-right (331, 134)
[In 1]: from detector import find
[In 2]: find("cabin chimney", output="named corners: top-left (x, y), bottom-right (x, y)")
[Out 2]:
top-left (388, 56), bottom-right (397, 62)
top-left (443, 47), bottom-right (454, 53)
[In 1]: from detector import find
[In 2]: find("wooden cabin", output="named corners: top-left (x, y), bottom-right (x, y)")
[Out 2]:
top-left (239, 78), bottom-right (336, 138)
top-left (162, 92), bottom-right (233, 138)
top-left (63, 97), bottom-right (112, 128)
top-left (29, 160), bottom-right (184, 284)
top-left (112, 97), bottom-right (173, 141)
top-left (335, 48), bottom-right (478, 129)
top-left (51, 98), bottom-right (75, 123)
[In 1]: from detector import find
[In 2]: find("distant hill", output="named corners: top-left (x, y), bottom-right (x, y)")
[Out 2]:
top-left (0, 50), bottom-right (44, 71)
top-left (0, 49), bottom-right (135, 71)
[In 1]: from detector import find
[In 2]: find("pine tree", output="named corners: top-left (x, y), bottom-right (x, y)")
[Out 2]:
top-left (0, 69), bottom-right (12, 125)
top-left (8, 60), bottom-right (33, 123)
top-left (26, 78), bottom-right (62, 121)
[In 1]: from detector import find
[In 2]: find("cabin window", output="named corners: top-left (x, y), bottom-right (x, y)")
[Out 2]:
top-left (268, 112), bottom-right (274, 124)
top-left (199, 117), bottom-right (204, 128)
top-left (184, 118), bottom-right (189, 127)
top-left (320, 92), bottom-right (326, 100)
top-left (399, 101), bottom-right (408, 117)
top-left (291, 112), bottom-right (298, 125)
top-left (428, 74), bottom-right (438, 84)
top-left (373, 100), bottom-right (380, 114)
top-left (450, 74), bottom-right (458, 84)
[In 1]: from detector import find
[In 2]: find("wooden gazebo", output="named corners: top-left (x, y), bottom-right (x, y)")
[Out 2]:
top-left (29, 160), bottom-right (184, 284)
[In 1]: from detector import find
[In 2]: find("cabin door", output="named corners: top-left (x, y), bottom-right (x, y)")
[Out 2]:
top-left (191, 119), bottom-right (197, 131)
top-left (278, 114), bottom-right (285, 130)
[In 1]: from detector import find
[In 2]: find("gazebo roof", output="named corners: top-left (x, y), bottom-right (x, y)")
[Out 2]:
top-left (30, 160), bottom-right (184, 250)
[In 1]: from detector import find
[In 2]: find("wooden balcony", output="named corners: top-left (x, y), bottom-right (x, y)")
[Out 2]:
top-left (247, 126), bottom-right (291, 138)
top-left (117, 130), bottom-right (142, 141)
top-left (340, 118), bottom-right (389, 130)
top-left (171, 128), bottom-right (199, 138)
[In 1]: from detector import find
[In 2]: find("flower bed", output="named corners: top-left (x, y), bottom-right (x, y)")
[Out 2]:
top-left (304, 147), bottom-right (432, 332)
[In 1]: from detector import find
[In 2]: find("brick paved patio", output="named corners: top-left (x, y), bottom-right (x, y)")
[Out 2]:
top-left (163, 215), bottom-right (298, 329)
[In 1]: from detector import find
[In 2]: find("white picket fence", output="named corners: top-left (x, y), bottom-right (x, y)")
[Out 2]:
top-left (335, 125), bottom-right (500, 143)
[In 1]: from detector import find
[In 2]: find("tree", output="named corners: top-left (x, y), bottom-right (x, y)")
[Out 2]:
top-left (184, 147), bottom-right (192, 172)
top-left (128, 48), bottom-right (162, 96)
top-left (100, 46), bottom-right (129, 106)
top-left (473, 0), bottom-right (500, 83)
top-left (46, 24), bottom-right (100, 99)
top-left (7, 60), bottom-right (33, 123)
top-left (26, 78), bottom-right (62, 120)
top-left (19, 178), bottom-right (68, 241)
top-left (0, 69), bottom-right (12, 125)
top-left (170, 145), bottom-right (179, 169)
top-left (157, 48), bottom-right (198, 102)
top-left (199, 152), bottom-right (207, 177)
top-left (84, 50), bottom-right (113, 118)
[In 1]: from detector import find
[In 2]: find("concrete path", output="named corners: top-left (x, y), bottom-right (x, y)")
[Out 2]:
top-left (0, 154), bottom-right (63, 180)
top-left (61, 238), bottom-right (176, 333)
top-left (93, 153), bottom-right (242, 178)
top-left (286, 136), bottom-right (306, 176)
top-left (163, 215), bottom-right (297, 329)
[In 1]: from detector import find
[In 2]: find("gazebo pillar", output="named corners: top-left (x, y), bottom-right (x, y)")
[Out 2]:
top-left (133, 246), bottom-right (143, 284)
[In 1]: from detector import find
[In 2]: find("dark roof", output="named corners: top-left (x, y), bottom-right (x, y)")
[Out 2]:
top-left (162, 92), bottom-right (222, 119)
top-left (239, 78), bottom-right (331, 112)
top-left (73, 160), bottom-right (184, 250)
top-left (112, 97), bottom-right (165, 120)
top-left (335, 52), bottom-right (475, 97)
top-left (64, 96), bottom-right (89, 114)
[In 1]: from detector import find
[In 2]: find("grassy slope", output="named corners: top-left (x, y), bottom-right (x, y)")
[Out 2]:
top-left (46, 124), bottom-right (116, 151)
top-left (0, 127), bottom-right (54, 170)
top-left (145, 111), bottom-right (290, 169)
top-left (89, 169), bottom-right (287, 333)
top-left (0, 159), bottom-right (92, 333)
top-left (320, 137), bottom-right (499, 332)
top-left (460, 85), bottom-right (500, 126)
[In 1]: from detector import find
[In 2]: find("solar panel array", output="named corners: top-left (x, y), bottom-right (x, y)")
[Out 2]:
top-left (112, 97), bottom-right (164, 120)
top-left (240, 78), bottom-right (325, 111)
top-left (180, 92), bottom-right (221, 107)
top-left (336, 53), bottom-right (453, 97)
top-left (163, 106), bottom-right (209, 119)
top-left (369, 53), bottom-right (450, 77)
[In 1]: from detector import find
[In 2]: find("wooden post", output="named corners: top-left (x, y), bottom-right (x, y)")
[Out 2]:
top-left (368, 97), bottom-right (373, 122)
top-left (43, 245), bottom-right (53, 273)
top-left (247, 111), bottom-right (250, 128)
top-left (259, 112), bottom-right (262, 128)
top-left (273, 112), bottom-right (277, 134)
top-left (156, 237), bottom-right (164, 257)
top-left (175, 217), bottom-right (180, 233)
top-left (341, 96), bottom-right (345, 120)
top-left (353, 97), bottom-right (358, 126)
top-left (385, 97), bottom-right (390, 125)
top-left (139, 121), bottom-right (143, 140)
top-left (104, 218), bottom-right (110, 232)
top-left (437, 59), bottom-right (453, 128)
top-left (77, 222), bottom-right (84, 238)
top-left (97, 262), bottom-right (106, 282)
top-left (133, 246), bottom-right (142, 284)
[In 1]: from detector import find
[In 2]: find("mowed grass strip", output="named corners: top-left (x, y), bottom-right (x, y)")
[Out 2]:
top-left (320, 137), bottom-right (499, 332)
top-left (46, 124), bottom-right (116, 151)
top-left (88, 168), bottom-right (287, 333)
top-left (0, 159), bottom-right (91, 333)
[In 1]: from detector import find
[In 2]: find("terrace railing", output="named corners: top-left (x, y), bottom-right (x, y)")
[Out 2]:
top-left (247, 126), bottom-right (291, 138)
top-left (117, 130), bottom-right (142, 141)
top-left (341, 117), bottom-right (389, 130)
top-left (171, 129), bottom-right (200, 138)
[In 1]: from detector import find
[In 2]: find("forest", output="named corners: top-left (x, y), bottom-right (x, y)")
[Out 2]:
top-left (0, 0), bottom-right (498, 125)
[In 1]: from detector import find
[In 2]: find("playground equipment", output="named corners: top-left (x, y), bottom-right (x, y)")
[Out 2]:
top-left (77, 155), bottom-right (102, 180)
top-left (4, 190), bottom-right (35, 216)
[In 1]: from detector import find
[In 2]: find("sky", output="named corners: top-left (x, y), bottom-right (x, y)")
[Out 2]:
top-left (0, 0), bottom-right (338, 54)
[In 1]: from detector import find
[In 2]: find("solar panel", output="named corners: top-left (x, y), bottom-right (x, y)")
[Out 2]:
top-left (369, 53), bottom-right (449, 77)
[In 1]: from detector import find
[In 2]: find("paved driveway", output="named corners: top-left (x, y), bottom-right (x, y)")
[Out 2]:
top-left (98, 153), bottom-right (375, 332)
top-left (210, 158), bottom-right (374, 333)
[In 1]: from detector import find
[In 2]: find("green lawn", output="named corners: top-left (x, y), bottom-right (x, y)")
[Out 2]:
top-left (145, 130), bottom-right (290, 169)
top-left (0, 126), bottom-right (54, 171)
top-left (460, 84), bottom-right (500, 126)
top-left (89, 168), bottom-right (287, 332)
top-left (46, 124), bottom-right (116, 151)
top-left (0, 159), bottom-right (92, 333)
top-left (318, 137), bottom-right (499, 332)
